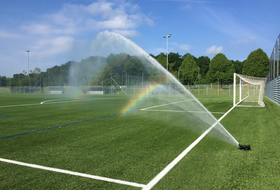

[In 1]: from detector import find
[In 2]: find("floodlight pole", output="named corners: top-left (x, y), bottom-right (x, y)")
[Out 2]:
top-left (26, 50), bottom-right (30, 93)
top-left (164, 34), bottom-right (171, 70)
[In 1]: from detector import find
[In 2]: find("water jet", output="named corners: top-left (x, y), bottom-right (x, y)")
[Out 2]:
top-left (68, 30), bottom-right (239, 147)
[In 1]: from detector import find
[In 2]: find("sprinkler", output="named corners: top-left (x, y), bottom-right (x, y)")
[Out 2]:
top-left (239, 144), bottom-right (251, 151)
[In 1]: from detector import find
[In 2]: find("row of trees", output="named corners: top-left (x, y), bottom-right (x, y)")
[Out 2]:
top-left (153, 48), bottom-right (269, 85)
top-left (0, 48), bottom-right (269, 87)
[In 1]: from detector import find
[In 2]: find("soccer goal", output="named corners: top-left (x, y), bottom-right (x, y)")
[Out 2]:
top-left (233, 73), bottom-right (267, 107)
top-left (45, 86), bottom-right (63, 94)
top-left (85, 86), bottom-right (104, 95)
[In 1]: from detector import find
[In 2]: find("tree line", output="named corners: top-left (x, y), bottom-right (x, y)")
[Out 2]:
top-left (0, 48), bottom-right (269, 87)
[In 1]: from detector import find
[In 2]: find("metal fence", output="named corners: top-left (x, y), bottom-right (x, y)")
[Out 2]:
top-left (0, 86), bottom-right (42, 94)
top-left (1, 85), bottom-right (234, 97)
top-left (265, 75), bottom-right (280, 105)
top-left (266, 34), bottom-right (280, 105)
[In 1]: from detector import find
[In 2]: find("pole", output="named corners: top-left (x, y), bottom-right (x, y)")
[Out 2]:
top-left (233, 73), bottom-right (236, 106)
top-left (239, 78), bottom-right (242, 102)
top-left (40, 74), bottom-right (41, 94)
top-left (166, 37), bottom-right (168, 70)
top-left (164, 34), bottom-right (171, 70)
top-left (26, 50), bottom-right (30, 93)
top-left (48, 69), bottom-right (49, 86)
top-left (198, 70), bottom-right (200, 95)
top-left (218, 78), bottom-right (219, 95)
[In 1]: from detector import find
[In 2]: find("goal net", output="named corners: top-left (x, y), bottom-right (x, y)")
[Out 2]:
top-left (45, 86), bottom-right (63, 94)
top-left (233, 73), bottom-right (267, 107)
top-left (85, 86), bottom-right (104, 94)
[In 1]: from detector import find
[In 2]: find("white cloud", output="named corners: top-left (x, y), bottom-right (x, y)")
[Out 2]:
top-left (231, 37), bottom-right (256, 46)
top-left (0, 31), bottom-right (19, 38)
top-left (21, 1), bottom-right (154, 35)
top-left (84, 1), bottom-right (113, 16)
top-left (150, 47), bottom-right (166, 55)
top-left (112, 29), bottom-right (140, 37)
top-left (31, 36), bottom-right (74, 58)
top-left (197, 6), bottom-right (258, 44)
top-left (180, 44), bottom-right (190, 51)
top-left (1, 1), bottom-right (155, 77)
top-left (206, 45), bottom-right (223, 54)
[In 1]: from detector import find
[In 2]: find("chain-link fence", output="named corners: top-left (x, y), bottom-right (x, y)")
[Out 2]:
top-left (266, 34), bottom-right (280, 105)
top-left (1, 84), bottom-right (235, 97)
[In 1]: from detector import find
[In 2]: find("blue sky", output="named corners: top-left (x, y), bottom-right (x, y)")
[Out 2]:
top-left (1, 0), bottom-right (279, 77)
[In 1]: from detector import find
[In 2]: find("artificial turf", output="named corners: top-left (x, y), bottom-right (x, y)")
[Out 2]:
top-left (153, 96), bottom-right (280, 189)
top-left (0, 93), bottom-right (279, 189)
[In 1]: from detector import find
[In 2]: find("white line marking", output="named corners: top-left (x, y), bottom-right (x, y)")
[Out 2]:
top-left (0, 103), bottom-right (40, 108)
top-left (140, 100), bottom-right (193, 111)
top-left (40, 97), bottom-right (122, 105)
top-left (40, 99), bottom-right (87, 104)
top-left (0, 98), bottom-right (123, 108)
top-left (141, 109), bottom-right (225, 114)
top-left (142, 105), bottom-right (238, 190)
top-left (0, 158), bottom-right (145, 188)
top-left (236, 105), bottom-right (261, 107)
top-left (40, 99), bottom-right (62, 104)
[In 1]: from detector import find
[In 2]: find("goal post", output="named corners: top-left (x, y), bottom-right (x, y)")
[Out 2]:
top-left (233, 73), bottom-right (267, 107)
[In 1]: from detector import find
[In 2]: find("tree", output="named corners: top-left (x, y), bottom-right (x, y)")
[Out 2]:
top-left (0, 76), bottom-right (9, 86)
top-left (181, 53), bottom-right (191, 60)
top-left (242, 48), bottom-right (269, 77)
top-left (231, 60), bottom-right (243, 74)
top-left (148, 68), bottom-right (160, 83)
top-left (206, 53), bottom-right (235, 84)
top-left (155, 53), bottom-right (166, 68)
top-left (196, 56), bottom-right (210, 78)
top-left (168, 52), bottom-right (182, 72)
top-left (124, 56), bottom-right (145, 76)
top-left (12, 73), bottom-right (26, 86)
top-left (179, 54), bottom-right (200, 85)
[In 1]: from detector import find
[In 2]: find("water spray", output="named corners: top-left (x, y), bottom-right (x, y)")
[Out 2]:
top-left (69, 30), bottom-right (240, 147)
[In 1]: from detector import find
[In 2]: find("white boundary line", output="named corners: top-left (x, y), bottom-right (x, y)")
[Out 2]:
top-left (140, 100), bottom-right (193, 111)
top-left (0, 103), bottom-right (40, 108)
top-left (0, 98), bottom-right (123, 108)
top-left (142, 105), bottom-right (238, 190)
top-left (40, 99), bottom-right (89, 104)
top-left (0, 158), bottom-right (145, 188)
top-left (141, 109), bottom-right (225, 114)
top-left (40, 97), bottom-right (123, 105)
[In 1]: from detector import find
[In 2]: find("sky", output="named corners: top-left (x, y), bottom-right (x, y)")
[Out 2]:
top-left (1, 0), bottom-right (280, 77)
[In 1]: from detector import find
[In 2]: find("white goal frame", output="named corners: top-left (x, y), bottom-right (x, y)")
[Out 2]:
top-left (233, 73), bottom-right (267, 107)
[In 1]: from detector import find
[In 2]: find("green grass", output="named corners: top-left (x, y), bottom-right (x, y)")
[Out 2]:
top-left (0, 93), bottom-right (280, 189)
top-left (153, 96), bottom-right (280, 189)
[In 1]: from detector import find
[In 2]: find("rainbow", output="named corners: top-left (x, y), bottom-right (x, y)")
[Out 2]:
top-left (120, 83), bottom-right (163, 113)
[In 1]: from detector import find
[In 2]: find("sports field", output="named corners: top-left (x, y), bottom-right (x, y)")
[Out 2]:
top-left (0, 93), bottom-right (280, 189)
